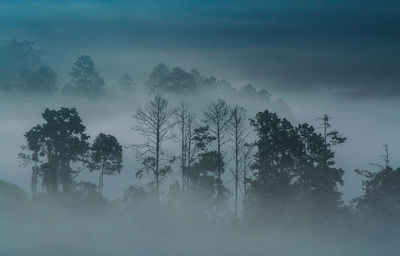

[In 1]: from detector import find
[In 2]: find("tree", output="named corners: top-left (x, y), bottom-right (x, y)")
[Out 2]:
top-left (354, 145), bottom-right (400, 222)
top-left (242, 143), bottom-right (255, 223)
top-left (175, 101), bottom-right (188, 194)
top-left (133, 95), bottom-right (176, 201)
top-left (0, 39), bottom-right (41, 85)
top-left (229, 105), bottom-right (249, 220)
top-left (0, 180), bottom-right (27, 212)
top-left (119, 73), bottom-right (135, 92)
top-left (63, 55), bottom-right (106, 96)
top-left (89, 133), bottom-right (123, 194)
top-left (188, 151), bottom-right (229, 217)
top-left (203, 98), bottom-right (231, 216)
top-left (23, 108), bottom-right (90, 193)
top-left (249, 111), bottom-right (301, 219)
top-left (295, 123), bottom-right (344, 218)
top-left (16, 66), bottom-right (57, 95)
top-left (248, 110), bottom-right (345, 222)
top-left (318, 114), bottom-right (346, 167)
top-left (144, 63), bottom-right (197, 94)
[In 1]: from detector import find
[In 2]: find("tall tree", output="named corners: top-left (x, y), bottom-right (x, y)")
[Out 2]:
top-left (249, 111), bottom-right (301, 219)
top-left (242, 143), bottom-right (255, 223)
top-left (203, 98), bottom-right (231, 216)
top-left (63, 55), bottom-right (106, 96)
top-left (354, 145), bottom-right (400, 222)
top-left (295, 123), bottom-right (344, 218)
top-left (249, 110), bottom-right (345, 222)
top-left (175, 101), bottom-right (189, 194)
top-left (23, 108), bottom-right (89, 193)
top-left (318, 114), bottom-right (346, 167)
top-left (134, 95), bottom-right (176, 201)
top-left (229, 105), bottom-right (249, 220)
top-left (89, 133), bottom-right (123, 194)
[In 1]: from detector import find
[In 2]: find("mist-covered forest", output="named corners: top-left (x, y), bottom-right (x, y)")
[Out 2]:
top-left (1, 38), bottom-right (400, 255)
top-left (1, 0), bottom-right (400, 254)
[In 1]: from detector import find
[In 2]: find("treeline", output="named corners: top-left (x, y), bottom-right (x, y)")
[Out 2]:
top-left (2, 95), bottom-right (400, 231)
top-left (0, 39), bottom-right (273, 102)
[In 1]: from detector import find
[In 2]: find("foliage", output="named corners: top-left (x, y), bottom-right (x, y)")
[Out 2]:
top-left (63, 55), bottom-right (106, 96)
top-left (89, 133), bottom-right (123, 193)
top-left (249, 110), bottom-right (345, 222)
top-left (23, 108), bottom-right (90, 193)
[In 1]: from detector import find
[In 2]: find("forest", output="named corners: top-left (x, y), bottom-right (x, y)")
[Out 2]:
top-left (1, 38), bottom-right (400, 255)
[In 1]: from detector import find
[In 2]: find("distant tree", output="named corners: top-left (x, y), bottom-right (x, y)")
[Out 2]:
top-left (89, 133), bottom-right (123, 194)
top-left (73, 181), bottom-right (107, 210)
top-left (0, 180), bottom-right (27, 206)
top-left (133, 95), bottom-right (176, 201)
top-left (23, 108), bottom-right (90, 193)
top-left (16, 66), bottom-right (57, 94)
top-left (0, 39), bottom-right (42, 84)
top-left (145, 63), bottom-right (197, 94)
top-left (63, 55), bottom-right (106, 96)
top-left (123, 185), bottom-right (154, 216)
top-left (144, 63), bottom-right (170, 93)
top-left (119, 73), bottom-right (135, 92)
top-left (228, 105), bottom-right (249, 220)
top-left (203, 98), bottom-right (231, 216)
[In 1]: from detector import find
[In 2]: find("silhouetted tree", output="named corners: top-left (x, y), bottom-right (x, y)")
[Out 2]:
top-left (134, 95), bottom-right (176, 201)
top-left (175, 101), bottom-right (189, 194)
top-left (295, 123), bottom-right (344, 219)
top-left (249, 110), bottom-right (345, 222)
top-left (354, 145), bottom-right (400, 222)
top-left (203, 98), bottom-right (231, 216)
top-left (318, 114), bottom-right (346, 167)
top-left (145, 63), bottom-right (197, 94)
top-left (242, 143), bottom-right (255, 223)
top-left (229, 105), bottom-right (249, 220)
top-left (89, 133), bottom-right (123, 194)
top-left (23, 108), bottom-right (90, 193)
top-left (249, 111), bottom-right (301, 220)
top-left (63, 55), bottom-right (106, 96)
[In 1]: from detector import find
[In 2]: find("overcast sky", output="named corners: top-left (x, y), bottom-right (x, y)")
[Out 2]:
top-left (1, 0), bottom-right (400, 200)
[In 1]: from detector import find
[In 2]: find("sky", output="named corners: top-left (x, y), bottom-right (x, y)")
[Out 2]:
top-left (0, 0), bottom-right (400, 201)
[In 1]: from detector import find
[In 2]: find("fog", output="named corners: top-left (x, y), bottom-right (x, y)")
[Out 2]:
top-left (1, 0), bottom-right (400, 255)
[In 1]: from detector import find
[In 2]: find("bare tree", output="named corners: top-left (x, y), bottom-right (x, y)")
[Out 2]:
top-left (134, 95), bottom-right (176, 201)
top-left (203, 98), bottom-right (231, 216)
top-left (241, 143), bottom-right (255, 223)
top-left (229, 105), bottom-right (249, 221)
top-left (185, 111), bottom-right (196, 187)
top-left (175, 101), bottom-right (190, 194)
